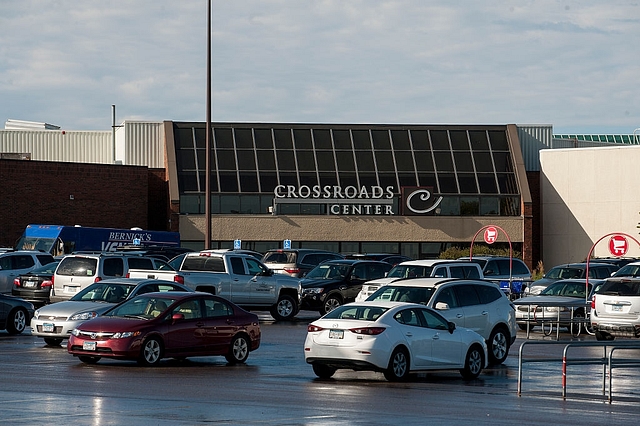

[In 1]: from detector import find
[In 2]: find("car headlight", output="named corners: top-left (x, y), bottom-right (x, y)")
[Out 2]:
top-left (33, 310), bottom-right (40, 319)
top-left (71, 329), bottom-right (80, 336)
top-left (70, 311), bottom-right (98, 321)
top-left (304, 288), bottom-right (324, 294)
top-left (111, 331), bottom-right (141, 339)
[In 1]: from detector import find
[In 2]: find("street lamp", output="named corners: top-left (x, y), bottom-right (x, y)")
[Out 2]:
top-left (205, 0), bottom-right (212, 249)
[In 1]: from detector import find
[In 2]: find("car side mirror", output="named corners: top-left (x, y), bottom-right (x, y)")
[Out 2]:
top-left (435, 301), bottom-right (449, 310)
top-left (448, 321), bottom-right (456, 334)
top-left (171, 313), bottom-right (185, 323)
top-left (262, 269), bottom-right (274, 277)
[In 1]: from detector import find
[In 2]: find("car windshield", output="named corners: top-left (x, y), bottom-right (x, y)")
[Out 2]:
top-left (612, 264), bottom-right (640, 277)
top-left (305, 264), bottom-right (350, 280)
top-left (367, 285), bottom-right (435, 304)
top-left (546, 267), bottom-right (584, 280)
top-left (322, 305), bottom-right (388, 320)
top-left (57, 257), bottom-right (98, 276)
top-left (263, 251), bottom-right (296, 263)
top-left (104, 295), bottom-right (179, 318)
top-left (539, 282), bottom-right (590, 297)
top-left (387, 265), bottom-right (433, 279)
top-left (70, 282), bottom-right (132, 303)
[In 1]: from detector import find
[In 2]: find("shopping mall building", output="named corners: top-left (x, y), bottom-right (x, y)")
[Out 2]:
top-left (2, 119), bottom-right (639, 269)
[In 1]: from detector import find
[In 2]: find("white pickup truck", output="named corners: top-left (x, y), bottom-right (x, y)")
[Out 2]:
top-left (170, 250), bottom-right (302, 321)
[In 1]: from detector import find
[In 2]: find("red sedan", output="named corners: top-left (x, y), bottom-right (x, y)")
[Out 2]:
top-left (67, 291), bottom-right (261, 366)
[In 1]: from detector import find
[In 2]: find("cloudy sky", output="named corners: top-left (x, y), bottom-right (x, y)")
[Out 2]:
top-left (1, 1), bottom-right (638, 134)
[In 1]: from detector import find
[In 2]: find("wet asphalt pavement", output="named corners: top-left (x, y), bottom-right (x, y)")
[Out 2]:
top-left (1, 310), bottom-right (640, 425)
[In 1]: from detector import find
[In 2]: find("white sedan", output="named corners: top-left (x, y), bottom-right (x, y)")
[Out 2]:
top-left (304, 301), bottom-right (488, 381)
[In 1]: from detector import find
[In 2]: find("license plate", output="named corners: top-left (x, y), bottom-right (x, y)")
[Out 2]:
top-left (43, 323), bottom-right (55, 332)
top-left (612, 305), bottom-right (623, 312)
top-left (24, 281), bottom-right (36, 288)
top-left (63, 286), bottom-right (77, 293)
top-left (83, 341), bottom-right (97, 351)
top-left (329, 329), bottom-right (344, 339)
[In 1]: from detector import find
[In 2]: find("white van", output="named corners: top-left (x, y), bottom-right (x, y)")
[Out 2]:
top-left (355, 259), bottom-right (484, 302)
top-left (52, 253), bottom-right (172, 301)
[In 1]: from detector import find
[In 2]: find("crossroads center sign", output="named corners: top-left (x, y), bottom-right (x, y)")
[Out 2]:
top-left (273, 185), bottom-right (443, 216)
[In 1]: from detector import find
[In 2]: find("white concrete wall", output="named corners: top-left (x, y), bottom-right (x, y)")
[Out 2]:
top-left (541, 145), bottom-right (640, 266)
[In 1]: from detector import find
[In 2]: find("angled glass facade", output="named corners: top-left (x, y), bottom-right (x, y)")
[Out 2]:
top-left (173, 123), bottom-right (521, 217)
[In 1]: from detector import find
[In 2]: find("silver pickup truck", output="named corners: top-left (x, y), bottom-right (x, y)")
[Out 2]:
top-left (172, 250), bottom-right (301, 321)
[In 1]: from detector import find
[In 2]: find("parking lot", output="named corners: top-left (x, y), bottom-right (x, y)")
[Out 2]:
top-left (1, 311), bottom-right (640, 425)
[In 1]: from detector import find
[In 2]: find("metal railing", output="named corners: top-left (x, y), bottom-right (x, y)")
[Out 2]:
top-left (518, 340), bottom-right (640, 402)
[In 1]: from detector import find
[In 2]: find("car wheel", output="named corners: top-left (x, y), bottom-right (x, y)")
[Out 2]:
top-left (270, 295), bottom-right (297, 321)
top-left (138, 337), bottom-right (163, 366)
top-left (225, 335), bottom-right (250, 364)
top-left (488, 326), bottom-right (510, 365)
top-left (6, 308), bottom-right (28, 335)
top-left (383, 347), bottom-right (410, 382)
top-left (460, 344), bottom-right (484, 380)
top-left (595, 330), bottom-right (614, 341)
top-left (312, 363), bottom-right (336, 379)
top-left (320, 295), bottom-right (342, 316)
top-left (44, 337), bottom-right (63, 346)
top-left (78, 355), bottom-right (101, 364)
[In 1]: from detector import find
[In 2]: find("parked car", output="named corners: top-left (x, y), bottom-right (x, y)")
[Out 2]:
top-left (11, 260), bottom-right (60, 306)
top-left (609, 261), bottom-right (640, 278)
top-left (67, 291), bottom-right (261, 366)
top-left (590, 257), bottom-right (640, 269)
top-left (31, 278), bottom-right (192, 346)
top-left (514, 279), bottom-right (604, 333)
top-left (262, 248), bottom-right (343, 277)
top-left (300, 259), bottom-right (393, 315)
top-left (526, 262), bottom-right (618, 295)
top-left (0, 251), bottom-right (55, 294)
top-left (365, 277), bottom-right (517, 365)
top-left (591, 277), bottom-right (640, 341)
top-left (344, 253), bottom-right (412, 266)
top-left (355, 259), bottom-right (484, 302)
top-left (459, 256), bottom-right (532, 297)
top-left (304, 301), bottom-right (487, 381)
top-left (0, 293), bottom-right (35, 335)
top-left (52, 253), bottom-right (177, 300)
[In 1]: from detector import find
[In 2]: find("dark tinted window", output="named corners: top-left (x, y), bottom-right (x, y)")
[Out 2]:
top-left (103, 258), bottom-right (124, 277)
top-left (230, 257), bottom-right (246, 275)
top-left (127, 258), bottom-right (154, 270)
top-left (475, 284), bottom-right (502, 304)
top-left (263, 251), bottom-right (296, 263)
top-left (453, 284), bottom-right (481, 306)
top-left (14, 255), bottom-right (35, 269)
top-left (36, 255), bottom-right (55, 265)
top-left (182, 256), bottom-right (225, 272)
top-left (599, 280), bottom-right (640, 296)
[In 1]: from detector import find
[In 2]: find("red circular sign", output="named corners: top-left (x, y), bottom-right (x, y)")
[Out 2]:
top-left (608, 235), bottom-right (628, 257)
top-left (484, 227), bottom-right (498, 244)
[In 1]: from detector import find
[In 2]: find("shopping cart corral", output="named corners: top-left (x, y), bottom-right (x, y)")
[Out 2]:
top-left (513, 297), bottom-right (592, 339)
top-left (494, 278), bottom-right (533, 300)
top-left (518, 340), bottom-right (640, 402)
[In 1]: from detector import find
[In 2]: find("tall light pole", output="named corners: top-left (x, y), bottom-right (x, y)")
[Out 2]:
top-left (205, 0), bottom-right (212, 249)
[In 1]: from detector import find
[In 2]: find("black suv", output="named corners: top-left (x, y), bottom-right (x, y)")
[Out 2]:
top-left (300, 259), bottom-right (393, 314)
top-left (262, 249), bottom-right (343, 278)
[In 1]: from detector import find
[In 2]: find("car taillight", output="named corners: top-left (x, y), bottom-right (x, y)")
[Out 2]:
top-left (349, 327), bottom-right (386, 335)
top-left (125, 272), bottom-right (130, 278)
top-left (94, 277), bottom-right (102, 282)
top-left (13, 278), bottom-right (20, 287)
top-left (591, 295), bottom-right (596, 310)
top-left (174, 275), bottom-right (185, 284)
top-left (308, 324), bottom-right (324, 332)
top-left (284, 267), bottom-right (300, 274)
top-left (41, 279), bottom-right (53, 288)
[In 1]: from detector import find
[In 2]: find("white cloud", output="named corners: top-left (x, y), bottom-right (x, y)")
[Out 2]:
top-left (0, 0), bottom-right (638, 133)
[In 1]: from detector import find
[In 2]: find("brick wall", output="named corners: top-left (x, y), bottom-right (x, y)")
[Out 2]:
top-left (0, 159), bottom-right (155, 247)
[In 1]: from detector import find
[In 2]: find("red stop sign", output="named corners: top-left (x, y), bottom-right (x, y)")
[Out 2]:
top-left (484, 227), bottom-right (498, 244)
top-left (609, 235), bottom-right (628, 257)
